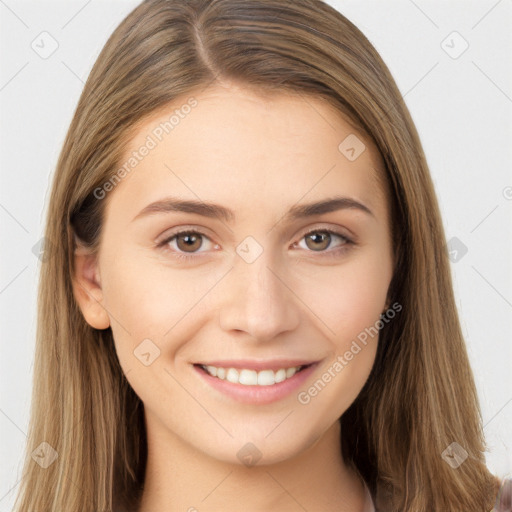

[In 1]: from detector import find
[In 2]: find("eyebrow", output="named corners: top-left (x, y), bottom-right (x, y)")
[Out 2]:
top-left (131, 195), bottom-right (374, 223)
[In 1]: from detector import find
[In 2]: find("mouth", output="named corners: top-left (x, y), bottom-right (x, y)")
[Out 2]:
top-left (193, 360), bottom-right (320, 404)
top-left (194, 363), bottom-right (313, 386)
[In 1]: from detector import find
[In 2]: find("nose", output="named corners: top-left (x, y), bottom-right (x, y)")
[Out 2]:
top-left (218, 250), bottom-right (301, 342)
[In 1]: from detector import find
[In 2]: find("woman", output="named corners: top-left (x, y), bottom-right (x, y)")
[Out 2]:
top-left (12, 0), bottom-right (508, 510)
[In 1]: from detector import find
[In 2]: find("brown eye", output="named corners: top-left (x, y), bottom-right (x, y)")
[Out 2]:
top-left (294, 228), bottom-right (353, 257)
top-left (175, 232), bottom-right (203, 253)
top-left (304, 231), bottom-right (331, 251)
top-left (157, 229), bottom-right (216, 259)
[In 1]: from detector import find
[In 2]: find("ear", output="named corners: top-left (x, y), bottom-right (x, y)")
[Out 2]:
top-left (72, 244), bottom-right (110, 330)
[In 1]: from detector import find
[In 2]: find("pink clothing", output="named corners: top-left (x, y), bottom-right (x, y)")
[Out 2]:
top-left (492, 476), bottom-right (512, 511)
top-left (363, 481), bottom-right (376, 512)
top-left (362, 476), bottom-right (512, 512)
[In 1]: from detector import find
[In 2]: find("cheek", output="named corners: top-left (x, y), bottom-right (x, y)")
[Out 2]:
top-left (295, 260), bottom-right (389, 415)
top-left (298, 256), bottom-right (390, 345)
top-left (100, 248), bottom-right (221, 357)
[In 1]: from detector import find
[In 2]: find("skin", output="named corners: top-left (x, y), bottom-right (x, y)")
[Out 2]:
top-left (73, 81), bottom-right (394, 512)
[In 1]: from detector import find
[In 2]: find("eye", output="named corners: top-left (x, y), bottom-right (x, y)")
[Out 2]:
top-left (156, 229), bottom-right (218, 261)
top-left (293, 228), bottom-right (353, 257)
top-left (156, 226), bottom-right (354, 261)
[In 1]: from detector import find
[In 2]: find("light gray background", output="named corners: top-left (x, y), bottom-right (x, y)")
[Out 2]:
top-left (1, 1), bottom-right (511, 509)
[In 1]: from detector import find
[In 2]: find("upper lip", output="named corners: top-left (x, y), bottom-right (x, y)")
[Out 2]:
top-left (194, 359), bottom-right (319, 372)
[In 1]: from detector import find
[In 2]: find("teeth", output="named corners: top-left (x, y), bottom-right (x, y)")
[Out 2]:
top-left (206, 365), bottom-right (217, 377)
top-left (202, 365), bottom-right (304, 386)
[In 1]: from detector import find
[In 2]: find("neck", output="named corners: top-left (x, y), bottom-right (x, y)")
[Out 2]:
top-left (136, 414), bottom-right (367, 512)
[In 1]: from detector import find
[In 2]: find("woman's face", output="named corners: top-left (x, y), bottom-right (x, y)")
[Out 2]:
top-left (74, 82), bottom-right (394, 465)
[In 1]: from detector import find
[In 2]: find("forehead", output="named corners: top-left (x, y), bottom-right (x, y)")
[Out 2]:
top-left (108, 83), bottom-right (388, 223)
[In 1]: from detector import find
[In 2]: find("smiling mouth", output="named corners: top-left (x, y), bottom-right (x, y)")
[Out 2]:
top-left (195, 363), bottom-right (312, 386)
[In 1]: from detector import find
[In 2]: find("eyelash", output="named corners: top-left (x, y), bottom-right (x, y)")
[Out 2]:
top-left (156, 227), bottom-right (354, 262)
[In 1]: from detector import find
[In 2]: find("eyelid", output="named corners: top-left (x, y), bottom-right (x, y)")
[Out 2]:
top-left (155, 224), bottom-right (217, 245)
top-left (156, 223), bottom-right (353, 244)
top-left (296, 223), bottom-right (354, 242)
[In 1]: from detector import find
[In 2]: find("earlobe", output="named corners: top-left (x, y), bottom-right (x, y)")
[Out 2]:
top-left (72, 246), bottom-right (110, 330)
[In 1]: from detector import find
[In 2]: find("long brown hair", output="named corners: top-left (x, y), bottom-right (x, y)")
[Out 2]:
top-left (13, 0), bottom-right (501, 510)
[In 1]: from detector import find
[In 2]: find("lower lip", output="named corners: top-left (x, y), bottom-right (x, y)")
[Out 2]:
top-left (194, 363), bottom-right (319, 404)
